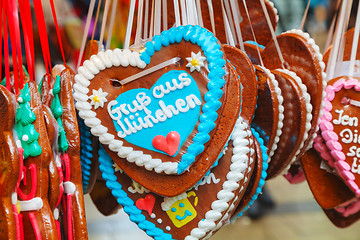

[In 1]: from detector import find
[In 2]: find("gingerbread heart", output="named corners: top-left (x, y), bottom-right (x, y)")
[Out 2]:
top-left (74, 25), bottom-right (241, 196)
top-left (320, 77), bottom-right (360, 195)
top-left (97, 117), bottom-right (254, 239)
top-left (261, 29), bottom-right (327, 156)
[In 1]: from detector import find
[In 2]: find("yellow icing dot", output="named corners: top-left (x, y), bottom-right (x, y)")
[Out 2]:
top-left (191, 59), bottom-right (199, 66)
top-left (17, 201), bottom-right (20, 213)
top-left (93, 96), bottom-right (100, 103)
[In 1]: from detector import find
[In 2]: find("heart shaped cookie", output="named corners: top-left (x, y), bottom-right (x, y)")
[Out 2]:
top-left (252, 65), bottom-right (284, 160)
top-left (97, 117), bottom-right (254, 239)
top-left (261, 29), bottom-right (327, 156)
top-left (223, 45), bottom-right (257, 123)
top-left (75, 25), bottom-right (241, 196)
top-left (320, 77), bottom-right (360, 195)
top-left (266, 69), bottom-right (312, 178)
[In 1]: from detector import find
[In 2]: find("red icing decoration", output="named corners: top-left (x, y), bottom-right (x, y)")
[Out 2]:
top-left (152, 131), bottom-right (180, 156)
top-left (18, 164), bottom-right (37, 200)
top-left (29, 212), bottom-right (42, 240)
top-left (135, 194), bottom-right (156, 215)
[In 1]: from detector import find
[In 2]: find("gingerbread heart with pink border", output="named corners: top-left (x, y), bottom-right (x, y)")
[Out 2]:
top-left (320, 77), bottom-right (360, 195)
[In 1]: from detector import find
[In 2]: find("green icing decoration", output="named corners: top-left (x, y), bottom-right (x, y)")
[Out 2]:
top-left (15, 83), bottom-right (42, 159)
top-left (38, 77), bottom-right (44, 97)
top-left (51, 95), bottom-right (63, 119)
top-left (51, 75), bottom-right (69, 152)
top-left (19, 103), bottom-right (36, 126)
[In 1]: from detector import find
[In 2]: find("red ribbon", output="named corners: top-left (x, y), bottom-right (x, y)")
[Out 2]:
top-left (18, 0), bottom-right (35, 82)
top-left (49, 0), bottom-right (66, 65)
top-left (3, 4), bottom-right (11, 92)
top-left (33, 0), bottom-right (52, 80)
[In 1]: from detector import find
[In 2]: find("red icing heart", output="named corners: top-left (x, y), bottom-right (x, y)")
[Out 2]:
top-left (152, 131), bottom-right (180, 156)
top-left (136, 194), bottom-right (156, 215)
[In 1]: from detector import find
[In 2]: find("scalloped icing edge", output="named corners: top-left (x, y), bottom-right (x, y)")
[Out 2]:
top-left (275, 68), bottom-right (313, 173)
top-left (313, 131), bottom-right (336, 168)
top-left (97, 116), bottom-right (252, 240)
top-left (256, 65), bottom-right (284, 162)
top-left (265, 0), bottom-right (279, 23)
top-left (285, 29), bottom-right (327, 153)
top-left (203, 129), bottom-right (257, 239)
top-left (74, 25), bottom-right (227, 175)
top-left (320, 78), bottom-right (360, 195)
top-left (230, 127), bottom-right (269, 221)
top-left (78, 118), bottom-right (93, 191)
top-left (185, 117), bottom-right (252, 240)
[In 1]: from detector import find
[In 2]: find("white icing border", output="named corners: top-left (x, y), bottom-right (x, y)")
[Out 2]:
top-left (275, 68), bottom-right (312, 171)
top-left (185, 117), bottom-right (252, 240)
top-left (74, 49), bottom-right (181, 174)
top-left (256, 65), bottom-right (284, 162)
top-left (266, 0), bottom-right (279, 23)
top-left (285, 29), bottom-right (327, 152)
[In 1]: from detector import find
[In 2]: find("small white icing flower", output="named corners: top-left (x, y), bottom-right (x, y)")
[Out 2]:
top-left (186, 51), bottom-right (206, 72)
top-left (89, 88), bottom-right (108, 109)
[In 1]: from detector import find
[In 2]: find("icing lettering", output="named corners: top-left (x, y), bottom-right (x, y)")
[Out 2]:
top-left (152, 73), bottom-right (192, 99)
top-left (109, 72), bottom-right (201, 138)
top-left (333, 109), bottom-right (358, 127)
top-left (335, 109), bottom-right (360, 175)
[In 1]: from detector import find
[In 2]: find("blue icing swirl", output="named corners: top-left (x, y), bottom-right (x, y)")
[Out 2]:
top-left (79, 118), bottom-right (93, 191)
top-left (244, 40), bottom-right (265, 50)
top-left (139, 25), bottom-right (226, 174)
top-left (98, 145), bottom-right (173, 240)
top-left (232, 128), bottom-right (268, 219)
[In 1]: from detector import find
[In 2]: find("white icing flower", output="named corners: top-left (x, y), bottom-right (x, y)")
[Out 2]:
top-left (186, 51), bottom-right (206, 72)
top-left (89, 88), bottom-right (108, 109)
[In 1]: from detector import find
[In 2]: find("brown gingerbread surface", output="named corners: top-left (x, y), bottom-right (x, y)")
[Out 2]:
top-left (223, 45), bottom-right (257, 123)
top-left (266, 69), bottom-right (307, 179)
top-left (301, 148), bottom-right (354, 209)
top-left (261, 31), bottom-right (325, 157)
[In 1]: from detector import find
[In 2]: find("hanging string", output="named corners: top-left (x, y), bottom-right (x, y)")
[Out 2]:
top-left (179, 0), bottom-right (187, 25)
top-left (348, 2), bottom-right (360, 76)
top-left (5, 0), bottom-right (20, 94)
top-left (162, 0), bottom-right (168, 30)
top-left (99, 0), bottom-right (111, 52)
top-left (3, 6), bottom-right (11, 91)
top-left (154, 0), bottom-right (161, 35)
top-left (134, 0), bottom-right (144, 44)
top-left (229, 0), bottom-right (244, 51)
top-left (195, 0), bottom-right (203, 27)
top-left (8, 0), bottom-right (24, 89)
top-left (327, 0), bottom-right (351, 80)
top-left (19, 0), bottom-right (35, 82)
top-left (149, 0), bottom-right (155, 38)
top-left (224, 0), bottom-right (238, 45)
top-left (49, 0), bottom-right (66, 64)
top-left (173, 0), bottom-right (181, 26)
top-left (221, 1), bottom-right (235, 46)
top-left (124, 0), bottom-right (136, 49)
top-left (324, 0), bottom-right (342, 51)
top-left (33, 0), bottom-right (53, 79)
top-left (77, 0), bottom-right (96, 69)
top-left (336, 0), bottom-right (353, 65)
top-left (185, 0), bottom-right (194, 25)
top-left (144, 0), bottom-right (149, 39)
top-left (259, 0), bottom-right (285, 69)
top-left (206, 0), bottom-right (216, 35)
top-left (0, 6), bottom-right (3, 83)
top-left (92, 0), bottom-right (103, 42)
top-left (106, 0), bottom-right (119, 49)
top-left (241, 0), bottom-right (264, 67)
top-left (300, 0), bottom-right (311, 30)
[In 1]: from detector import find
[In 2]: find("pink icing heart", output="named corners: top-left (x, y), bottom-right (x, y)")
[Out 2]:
top-left (152, 131), bottom-right (180, 156)
top-left (136, 194), bottom-right (156, 215)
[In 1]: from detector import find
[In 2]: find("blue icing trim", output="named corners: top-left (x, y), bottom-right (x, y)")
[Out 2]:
top-left (244, 40), bottom-right (265, 50)
top-left (138, 25), bottom-right (226, 174)
top-left (251, 123), bottom-right (269, 145)
top-left (232, 128), bottom-right (268, 219)
top-left (98, 145), bottom-right (173, 240)
top-left (79, 118), bottom-right (93, 191)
